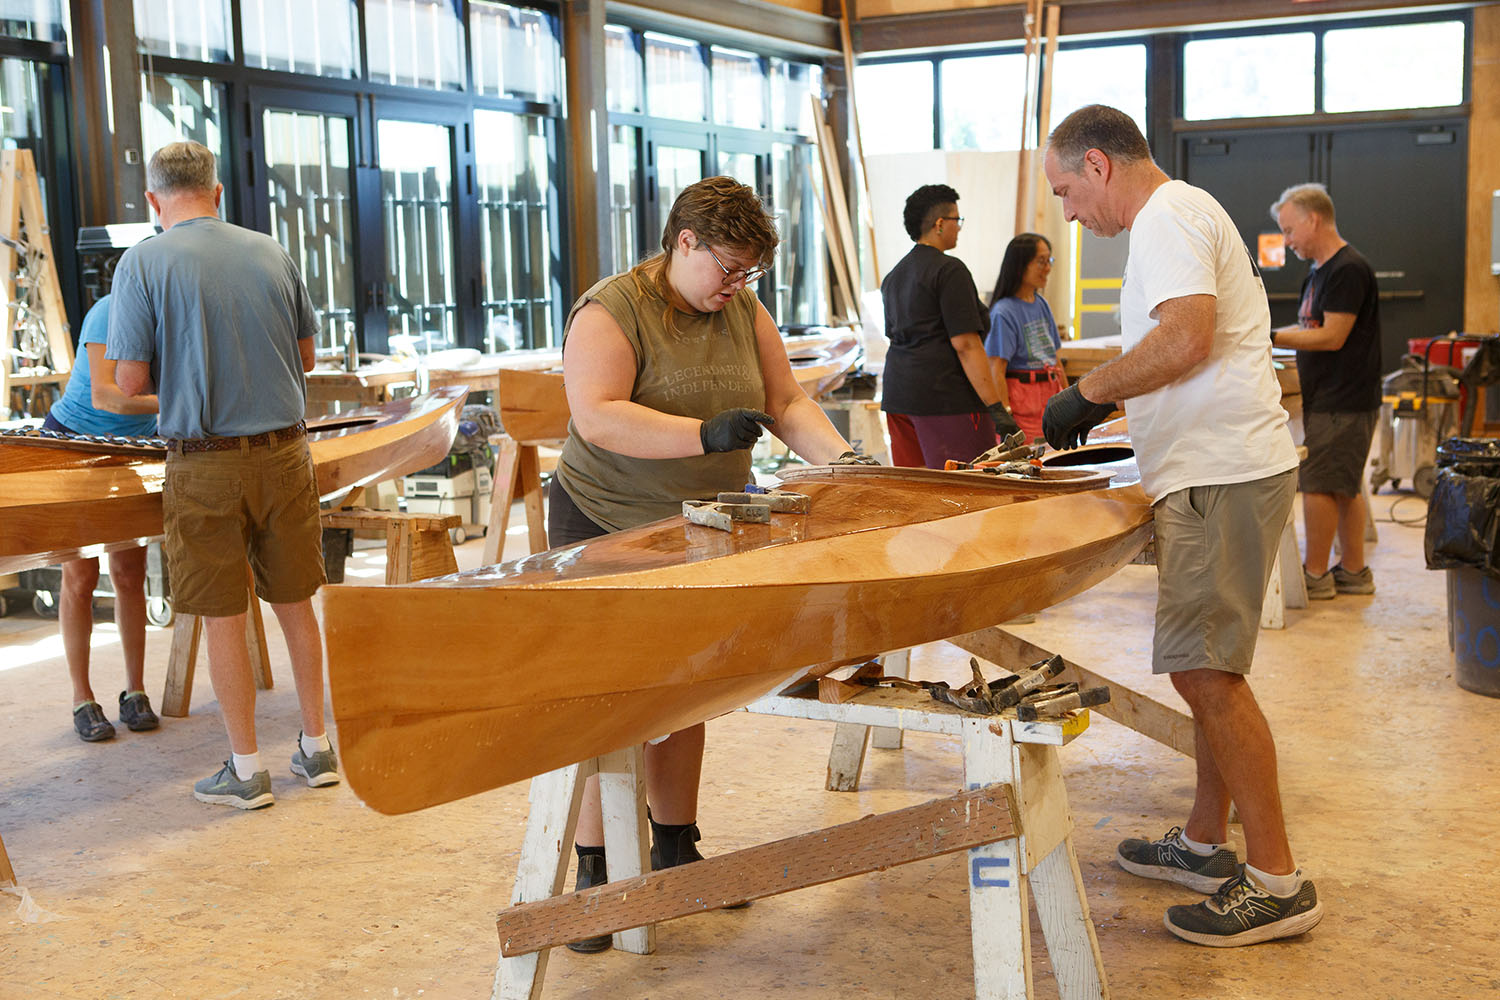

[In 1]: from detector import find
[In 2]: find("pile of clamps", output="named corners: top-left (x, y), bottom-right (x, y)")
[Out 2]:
top-left (850, 655), bottom-right (1111, 721)
top-left (943, 430), bottom-right (1045, 477)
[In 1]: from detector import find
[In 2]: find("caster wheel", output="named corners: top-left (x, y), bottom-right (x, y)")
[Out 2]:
top-left (33, 591), bottom-right (58, 619)
top-left (1413, 465), bottom-right (1437, 500)
top-left (146, 596), bottom-right (174, 628)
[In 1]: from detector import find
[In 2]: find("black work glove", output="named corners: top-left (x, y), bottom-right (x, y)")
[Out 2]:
top-left (700, 408), bottom-right (775, 453)
top-left (987, 401), bottom-right (1021, 439)
top-left (830, 450), bottom-right (880, 466)
top-left (1042, 384), bottom-right (1116, 450)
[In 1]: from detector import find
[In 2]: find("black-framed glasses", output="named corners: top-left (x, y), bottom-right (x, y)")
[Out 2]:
top-left (703, 244), bottom-right (768, 285)
top-left (940, 215), bottom-right (964, 227)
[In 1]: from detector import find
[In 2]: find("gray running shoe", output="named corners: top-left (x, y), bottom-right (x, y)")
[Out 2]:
top-left (1332, 564), bottom-right (1375, 595)
top-left (193, 761), bottom-right (274, 809)
top-left (1164, 870), bottom-right (1324, 947)
top-left (1116, 825), bottom-right (1240, 894)
top-left (290, 735), bottom-right (340, 788)
top-left (1303, 566), bottom-right (1336, 600)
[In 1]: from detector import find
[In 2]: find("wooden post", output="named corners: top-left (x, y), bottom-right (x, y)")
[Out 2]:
top-left (836, 0), bottom-right (879, 284)
top-left (1013, 0), bottom-right (1045, 236)
top-left (1031, 5), bottom-right (1062, 235)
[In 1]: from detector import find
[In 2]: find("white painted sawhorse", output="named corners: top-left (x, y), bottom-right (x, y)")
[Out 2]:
top-left (748, 686), bottom-right (1109, 1000)
top-left (494, 747), bottom-right (654, 1000)
top-left (493, 686), bottom-right (1108, 1000)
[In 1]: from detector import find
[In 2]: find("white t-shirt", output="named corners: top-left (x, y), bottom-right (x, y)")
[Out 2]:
top-left (1120, 180), bottom-right (1298, 500)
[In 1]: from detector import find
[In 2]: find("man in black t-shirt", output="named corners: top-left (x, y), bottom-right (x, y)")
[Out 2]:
top-left (1270, 182), bottom-right (1382, 599)
top-left (880, 183), bottom-right (1019, 468)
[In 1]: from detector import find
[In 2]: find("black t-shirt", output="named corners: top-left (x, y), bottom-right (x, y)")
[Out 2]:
top-left (880, 244), bottom-right (990, 415)
top-left (1295, 244), bottom-right (1382, 412)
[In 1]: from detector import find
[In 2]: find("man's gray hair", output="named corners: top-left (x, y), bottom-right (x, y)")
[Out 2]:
top-left (146, 141), bottom-right (219, 195)
top-left (1270, 182), bottom-right (1335, 225)
top-left (1046, 104), bottom-right (1152, 173)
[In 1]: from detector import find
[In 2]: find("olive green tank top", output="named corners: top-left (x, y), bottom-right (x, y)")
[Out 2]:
top-left (554, 268), bottom-right (766, 532)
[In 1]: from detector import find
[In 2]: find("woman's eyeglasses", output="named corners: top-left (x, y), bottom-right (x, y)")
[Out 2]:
top-left (704, 244), bottom-right (768, 285)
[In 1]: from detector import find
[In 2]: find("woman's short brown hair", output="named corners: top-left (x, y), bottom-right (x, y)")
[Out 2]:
top-left (631, 176), bottom-right (780, 315)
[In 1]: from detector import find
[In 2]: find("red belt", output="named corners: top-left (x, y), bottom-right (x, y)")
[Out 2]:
top-left (1006, 369), bottom-right (1054, 384)
top-left (169, 422), bottom-right (306, 454)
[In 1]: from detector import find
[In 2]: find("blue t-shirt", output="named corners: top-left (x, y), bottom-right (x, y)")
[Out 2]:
top-left (984, 294), bottom-right (1061, 371)
top-left (48, 295), bottom-right (158, 437)
top-left (106, 216), bottom-right (318, 439)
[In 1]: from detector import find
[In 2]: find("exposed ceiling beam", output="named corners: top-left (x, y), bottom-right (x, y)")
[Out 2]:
top-left (609, 0), bottom-right (841, 57)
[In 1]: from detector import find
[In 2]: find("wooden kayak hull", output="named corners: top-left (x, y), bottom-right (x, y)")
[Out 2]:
top-left (323, 473), bottom-right (1154, 814)
top-left (0, 386), bottom-right (467, 574)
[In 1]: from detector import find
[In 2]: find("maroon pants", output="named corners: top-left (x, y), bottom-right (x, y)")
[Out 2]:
top-left (885, 411), bottom-right (997, 469)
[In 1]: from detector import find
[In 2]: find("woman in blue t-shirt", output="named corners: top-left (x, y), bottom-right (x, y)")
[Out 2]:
top-left (984, 233), bottom-right (1068, 442)
top-left (44, 295), bottom-right (162, 743)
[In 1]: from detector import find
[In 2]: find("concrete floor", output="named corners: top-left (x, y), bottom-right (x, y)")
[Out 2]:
top-left (2, 489), bottom-right (1497, 999)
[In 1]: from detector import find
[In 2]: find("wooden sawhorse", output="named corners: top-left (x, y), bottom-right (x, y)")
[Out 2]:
top-left (160, 509), bottom-right (459, 716)
top-left (482, 368), bottom-right (568, 565)
top-left (494, 688), bottom-right (1108, 1000)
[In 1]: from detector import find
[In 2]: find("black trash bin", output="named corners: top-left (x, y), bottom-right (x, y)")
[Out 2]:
top-left (1425, 438), bottom-right (1500, 696)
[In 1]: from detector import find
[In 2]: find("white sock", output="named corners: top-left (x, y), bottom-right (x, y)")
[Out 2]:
top-left (231, 752), bottom-right (262, 781)
top-left (1245, 863), bottom-right (1301, 897)
top-left (1178, 832), bottom-right (1224, 855)
top-left (300, 731), bottom-right (331, 756)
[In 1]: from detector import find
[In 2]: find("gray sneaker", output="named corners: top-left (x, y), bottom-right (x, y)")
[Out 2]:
top-left (1117, 826), bottom-right (1241, 894)
top-left (1332, 564), bottom-right (1374, 595)
top-left (290, 735), bottom-right (340, 788)
top-left (1303, 566), bottom-right (1336, 600)
top-left (194, 761), bottom-right (274, 809)
top-left (1164, 869), bottom-right (1324, 947)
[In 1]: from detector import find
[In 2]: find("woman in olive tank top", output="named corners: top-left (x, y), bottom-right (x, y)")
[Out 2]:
top-left (550, 176), bottom-right (869, 952)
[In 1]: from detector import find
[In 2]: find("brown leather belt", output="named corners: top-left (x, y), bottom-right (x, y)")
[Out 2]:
top-left (169, 421), bottom-right (307, 454)
top-left (1006, 369), bottom-right (1054, 384)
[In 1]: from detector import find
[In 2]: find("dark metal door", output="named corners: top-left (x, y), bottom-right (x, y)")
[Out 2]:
top-left (1178, 120), bottom-right (1467, 373)
top-left (1327, 122), bottom-right (1466, 370)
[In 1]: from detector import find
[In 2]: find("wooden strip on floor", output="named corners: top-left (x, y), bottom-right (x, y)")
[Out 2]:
top-left (497, 784), bottom-right (1017, 957)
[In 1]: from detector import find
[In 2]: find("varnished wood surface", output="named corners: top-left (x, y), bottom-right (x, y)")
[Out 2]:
top-left (323, 473), bottom-right (1154, 814)
top-left (0, 387), bottom-right (466, 575)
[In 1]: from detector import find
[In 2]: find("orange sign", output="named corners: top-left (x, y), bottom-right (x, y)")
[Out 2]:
top-left (1258, 233), bottom-right (1286, 269)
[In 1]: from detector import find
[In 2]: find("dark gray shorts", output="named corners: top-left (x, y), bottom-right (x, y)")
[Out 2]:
top-left (1299, 409), bottom-right (1378, 497)
top-left (1152, 469), bottom-right (1297, 676)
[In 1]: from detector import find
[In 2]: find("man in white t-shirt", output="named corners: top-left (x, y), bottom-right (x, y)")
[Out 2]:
top-left (1041, 105), bottom-right (1322, 948)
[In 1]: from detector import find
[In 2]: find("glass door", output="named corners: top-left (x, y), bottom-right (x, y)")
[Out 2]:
top-left (248, 89), bottom-right (360, 357)
top-left (648, 128), bottom-right (707, 242)
top-left (376, 117), bottom-right (459, 354)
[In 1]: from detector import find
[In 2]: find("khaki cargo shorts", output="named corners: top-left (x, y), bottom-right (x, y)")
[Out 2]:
top-left (163, 436), bottom-right (326, 617)
top-left (1151, 468), bottom-right (1296, 675)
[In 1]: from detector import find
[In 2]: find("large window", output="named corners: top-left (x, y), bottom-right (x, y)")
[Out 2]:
top-left (135, 0), bottom-right (233, 62)
top-left (770, 58), bottom-right (821, 134)
top-left (139, 72), bottom-right (229, 219)
top-left (474, 109), bottom-right (557, 352)
top-left (1049, 45), bottom-right (1147, 136)
top-left (0, 0), bottom-right (65, 41)
top-left (470, 1), bottom-right (561, 104)
top-left (366, 0), bottom-right (465, 91)
top-left (853, 62), bottom-right (935, 154)
top-left (0, 56), bottom-right (44, 149)
top-left (940, 54), bottom-right (1026, 151)
top-left (1324, 20), bottom-right (1465, 113)
top-left (241, 0), bottom-right (359, 78)
top-left (712, 47), bottom-right (765, 130)
top-left (1183, 33), bottom-right (1316, 120)
top-left (645, 32), bottom-right (707, 121)
top-left (605, 25), bottom-right (644, 113)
